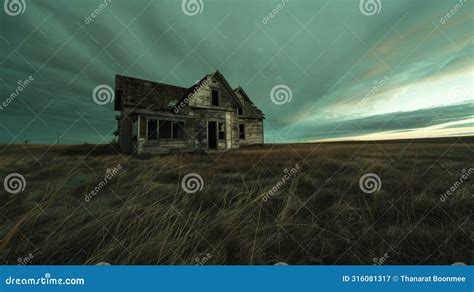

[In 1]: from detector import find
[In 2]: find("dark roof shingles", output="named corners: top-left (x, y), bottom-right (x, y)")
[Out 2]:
top-left (115, 75), bottom-right (187, 110)
top-left (116, 73), bottom-right (263, 120)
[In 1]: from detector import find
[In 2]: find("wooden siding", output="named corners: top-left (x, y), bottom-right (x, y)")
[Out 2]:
top-left (239, 119), bottom-right (264, 146)
top-left (117, 72), bottom-right (264, 154)
top-left (231, 112), bottom-right (240, 149)
top-left (225, 112), bottom-right (232, 149)
top-left (118, 110), bottom-right (133, 153)
top-left (192, 108), bottom-right (232, 151)
top-left (132, 113), bottom-right (195, 154)
top-left (120, 108), bottom-right (263, 153)
top-left (189, 76), bottom-right (238, 111)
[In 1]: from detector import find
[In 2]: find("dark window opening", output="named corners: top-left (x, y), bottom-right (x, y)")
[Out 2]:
top-left (145, 119), bottom-right (186, 140)
top-left (208, 122), bottom-right (217, 149)
top-left (211, 90), bottom-right (219, 106)
top-left (239, 124), bottom-right (245, 140)
top-left (147, 119), bottom-right (158, 140)
top-left (238, 107), bottom-right (243, 115)
top-left (114, 90), bottom-right (123, 110)
top-left (159, 120), bottom-right (172, 139)
top-left (173, 121), bottom-right (185, 139)
top-left (139, 116), bottom-right (147, 138)
top-left (218, 123), bottom-right (225, 140)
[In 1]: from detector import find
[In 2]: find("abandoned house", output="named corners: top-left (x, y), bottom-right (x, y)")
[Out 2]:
top-left (114, 71), bottom-right (265, 154)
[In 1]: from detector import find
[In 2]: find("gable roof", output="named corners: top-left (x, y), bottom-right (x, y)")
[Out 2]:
top-left (115, 71), bottom-right (262, 116)
top-left (175, 70), bottom-right (243, 110)
top-left (177, 73), bottom-right (212, 107)
top-left (234, 87), bottom-right (265, 119)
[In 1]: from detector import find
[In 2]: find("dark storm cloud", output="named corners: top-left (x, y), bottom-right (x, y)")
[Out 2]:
top-left (0, 0), bottom-right (472, 144)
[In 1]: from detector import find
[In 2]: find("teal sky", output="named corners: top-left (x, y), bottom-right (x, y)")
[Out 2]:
top-left (0, 0), bottom-right (473, 144)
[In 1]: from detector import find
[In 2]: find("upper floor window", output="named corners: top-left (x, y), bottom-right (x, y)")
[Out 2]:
top-left (238, 107), bottom-right (243, 115)
top-left (211, 90), bottom-right (219, 106)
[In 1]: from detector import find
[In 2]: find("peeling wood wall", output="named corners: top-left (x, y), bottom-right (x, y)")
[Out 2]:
top-left (189, 77), bottom-right (237, 111)
top-left (239, 119), bottom-right (264, 146)
top-left (118, 75), bottom-right (263, 154)
top-left (135, 114), bottom-right (195, 154)
top-left (118, 109), bottom-right (133, 153)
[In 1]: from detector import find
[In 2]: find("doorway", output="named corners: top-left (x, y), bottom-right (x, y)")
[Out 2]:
top-left (208, 121), bottom-right (217, 149)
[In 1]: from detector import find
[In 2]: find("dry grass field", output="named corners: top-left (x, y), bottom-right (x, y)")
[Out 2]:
top-left (0, 139), bottom-right (472, 265)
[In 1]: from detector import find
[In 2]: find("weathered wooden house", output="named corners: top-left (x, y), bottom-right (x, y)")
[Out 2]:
top-left (114, 71), bottom-right (264, 154)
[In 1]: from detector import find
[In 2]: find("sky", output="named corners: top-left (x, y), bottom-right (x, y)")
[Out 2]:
top-left (0, 0), bottom-right (473, 144)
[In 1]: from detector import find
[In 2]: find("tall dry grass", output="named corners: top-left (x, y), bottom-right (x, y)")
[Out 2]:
top-left (0, 140), bottom-right (472, 265)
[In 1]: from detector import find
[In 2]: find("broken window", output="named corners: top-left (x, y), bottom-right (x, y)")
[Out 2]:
top-left (145, 119), bottom-right (186, 140)
top-left (239, 124), bottom-right (245, 140)
top-left (218, 123), bottom-right (225, 140)
top-left (211, 90), bottom-right (219, 106)
top-left (159, 120), bottom-right (172, 139)
top-left (173, 121), bottom-right (184, 139)
top-left (238, 107), bottom-right (243, 115)
top-left (147, 119), bottom-right (158, 140)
